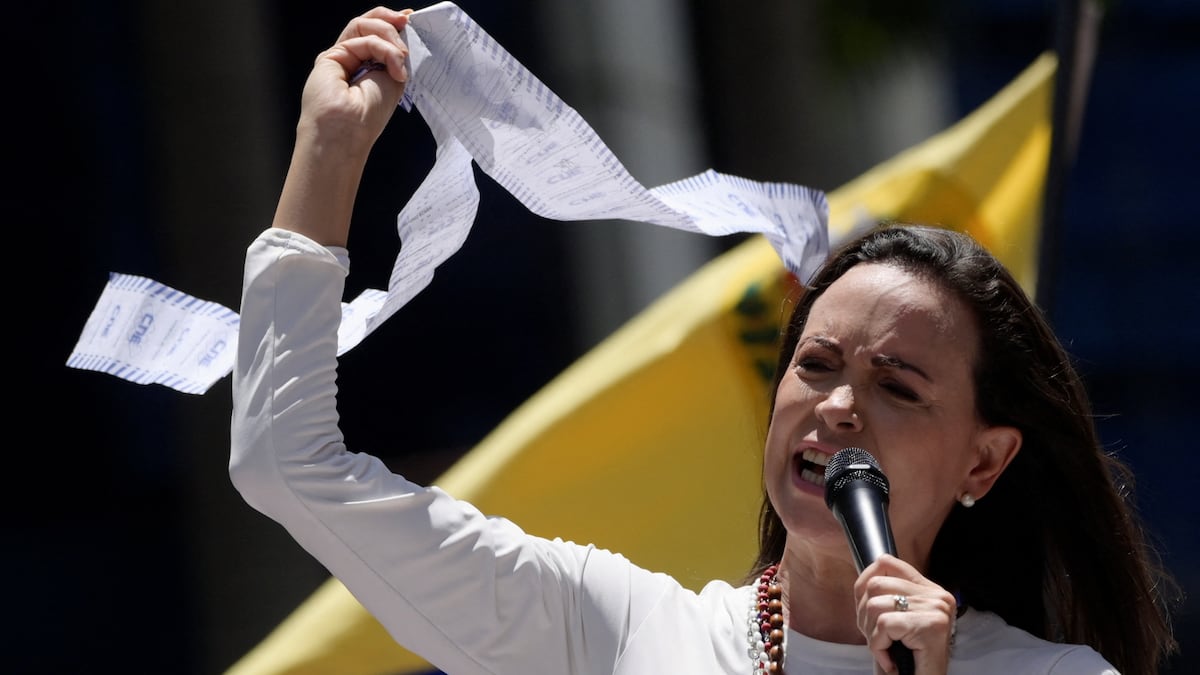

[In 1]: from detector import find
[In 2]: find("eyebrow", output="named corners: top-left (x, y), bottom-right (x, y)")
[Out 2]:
top-left (801, 336), bottom-right (933, 382)
top-left (871, 354), bottom-right (932, 382)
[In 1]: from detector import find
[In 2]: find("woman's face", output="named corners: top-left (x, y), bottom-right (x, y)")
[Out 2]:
top-left (763, 262), bottom-right (994, 570)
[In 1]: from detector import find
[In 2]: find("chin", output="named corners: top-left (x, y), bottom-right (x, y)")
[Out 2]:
top-left (770, 485), bottom-right (840, 537)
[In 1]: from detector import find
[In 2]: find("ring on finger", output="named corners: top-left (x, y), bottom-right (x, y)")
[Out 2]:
top-left (893, 594), bottom-right (909, 612)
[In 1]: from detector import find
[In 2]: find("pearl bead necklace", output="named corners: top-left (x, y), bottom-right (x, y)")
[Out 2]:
top-left (747, 564), bottom-right (786, 674)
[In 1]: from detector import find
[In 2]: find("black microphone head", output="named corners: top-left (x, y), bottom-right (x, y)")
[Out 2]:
top-left (824, 447), bottom-right (890, 509)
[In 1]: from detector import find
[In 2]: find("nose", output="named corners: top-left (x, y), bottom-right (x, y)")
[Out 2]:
top-left (815, 384), bottom-right (862, 431)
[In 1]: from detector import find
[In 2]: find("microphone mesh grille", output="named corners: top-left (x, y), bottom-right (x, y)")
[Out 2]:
top-left (824, 447), bottom-right (890, 508)
top-left (825, 447), bottom-right (879, 479)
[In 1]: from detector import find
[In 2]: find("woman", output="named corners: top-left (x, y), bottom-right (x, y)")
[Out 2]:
top-left (229, 7), bottom-right (1177, 674)
top-left (748, 226), bottom-right (1178, 675)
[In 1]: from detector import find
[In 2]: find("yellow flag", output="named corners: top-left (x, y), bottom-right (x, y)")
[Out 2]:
top-left (226, 51), bottom-right (1056, 675)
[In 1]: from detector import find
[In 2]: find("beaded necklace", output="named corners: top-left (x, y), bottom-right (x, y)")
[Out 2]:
top-left (747, 563), bottom-right (786, 674)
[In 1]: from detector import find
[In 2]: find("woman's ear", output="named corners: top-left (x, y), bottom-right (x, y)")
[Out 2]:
top-left (962, 426), bottom-right (1022, 500)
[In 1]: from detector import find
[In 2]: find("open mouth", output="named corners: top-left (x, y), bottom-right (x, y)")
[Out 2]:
top-left (797, 449), bottom-right (830, 487)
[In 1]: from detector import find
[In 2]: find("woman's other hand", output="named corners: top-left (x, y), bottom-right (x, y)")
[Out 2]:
top-left (272, 7), bottom-right (413, 247)
top-left (299, 7), bottom-right (414, 155)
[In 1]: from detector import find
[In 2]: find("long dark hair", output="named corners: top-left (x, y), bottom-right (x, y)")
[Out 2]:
top-left (748, 224), bottom-right (1178, 675)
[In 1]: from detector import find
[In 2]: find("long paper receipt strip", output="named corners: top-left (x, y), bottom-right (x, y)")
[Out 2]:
top-left (67, 1), bottom-right (829, 394)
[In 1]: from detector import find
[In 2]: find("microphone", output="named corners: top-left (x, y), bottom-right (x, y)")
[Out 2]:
top-left (824, 447), bottom-right (914, 675)
top-left (824, 447), bottom-right (898, 569)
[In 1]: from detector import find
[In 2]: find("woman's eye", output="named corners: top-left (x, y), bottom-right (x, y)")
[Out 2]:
top-left (882, 381), bottom-right (919, 402)
top-left (795, 358), bottom-right (832, 373)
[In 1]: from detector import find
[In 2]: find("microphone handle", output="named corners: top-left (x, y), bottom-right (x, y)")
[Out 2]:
top-left (833, 482), bottom-right (898, 570)
top-left (890, 642), bottom-right (915, 675)
top-left (832, 483), bottom-right (913, 674)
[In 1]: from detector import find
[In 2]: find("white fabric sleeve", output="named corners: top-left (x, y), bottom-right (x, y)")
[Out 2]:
top-left (228, 228), bottom-right (668, 675)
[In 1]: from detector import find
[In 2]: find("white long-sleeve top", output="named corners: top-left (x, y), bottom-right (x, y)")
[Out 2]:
top-left (229, 228), bottom-right (1118, 675)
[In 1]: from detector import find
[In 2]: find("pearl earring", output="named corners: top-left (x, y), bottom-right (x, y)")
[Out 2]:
top-left (959, 493), bottom-right (976, 508)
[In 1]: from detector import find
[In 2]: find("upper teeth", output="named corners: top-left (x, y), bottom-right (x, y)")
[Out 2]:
top-left (801, 449), bottom-right (829, 465)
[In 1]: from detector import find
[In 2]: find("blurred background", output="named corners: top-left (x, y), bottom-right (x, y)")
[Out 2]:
top-left (13, 0), bottom-right (1196, 672)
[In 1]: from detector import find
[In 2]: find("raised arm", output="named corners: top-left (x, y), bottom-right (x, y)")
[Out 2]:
top-left (226, 8), bottom-right (666, 674)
